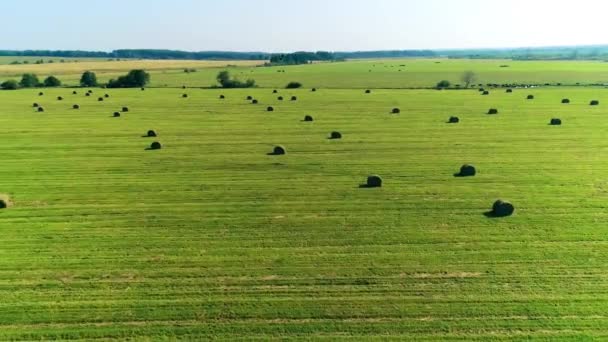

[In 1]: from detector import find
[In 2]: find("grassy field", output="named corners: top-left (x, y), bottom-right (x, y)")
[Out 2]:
top-left (0, 82), bottom-right (607, 339)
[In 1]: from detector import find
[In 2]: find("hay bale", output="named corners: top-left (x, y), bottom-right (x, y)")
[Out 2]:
top-left (482, 91), bottom-right (490, 95)
top-left (0, 199), bottom-right (7, 209)
top-left (38, 92), bottom-right (44, 96)
top-left (458, 164), bottom-right (476, 177)
top-left (87, 90), bottom-right (93, 94)
top-left (32, 103), bottom-right (39, 108)
top-left (562, 98), bottom-right (570, 104)
top-left (122, 107), bottom-right (129, 112)
top-left (113, 112), bottom-right (121, 117)
top-left (506, 89), bottom-right (513, 93)
top-left (550, 118), bottom-right (562, 125)
top-left (150, 141), bottom-right (162, 150)
top-left (182, 94), bottom-right (188, 98)
top-left (98, 97), bottom-right (104, 102)
top-left (37, 107), bottom-right (44, 112)
top-left (392, 108), bottom-right (401, 114)
top-left (105, 94), bottom-right (110, 98)
top-left (272, 145), bottom-right (286, 155)
top-left (527, 95), bottom-right (534, 100)
top-left (57, 96), bottom-right (63, 101)
top-left (278, 96), bottom-right (284, 101)
top-left (0, 195), bottom-right (10, 209)
top-left (448, 116), bottom-right (460, 123)
top-left (273, 89), bottom-right (278, 93)
top-left (304, 115), bottom-right (314, 122)
top-left (147, 130), bottom-right (157, 137)
top-left (219, 95), bottom-right (225, 99)
top-left (492, 200), bottom-right (515, 217)
top-left (366, 175), bottom-right (383, 188)
top-left (330, 131), bottom-right (342, 139)
top-left (246, 96), bottom-right (253, 100)
top-left (590, 100), bottom-right (600, 106)
top-left (72, 91), bottom-right (77, 95)
top-left (291, 96), bottom-right (297, 101)
top-left (312, 88), bottom-right (317, 92)
top-left (487, 108), bottom-right (498, 115)
top-left (252, 99), bottom-right (258, 104)
top-left (85, 93), bottom-right (91, 97)
top-left (267, 106), bottom-right (274, 112)
top-left (365, 89), bottom-right (371, 94)
top-left (182, 85), bottom-right (187, 89)
top-left (73, 104), bottom-right (80, 109)
top-left (141, 87), bottom-right (145, 91)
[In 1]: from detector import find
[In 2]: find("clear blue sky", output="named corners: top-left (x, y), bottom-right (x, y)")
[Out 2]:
top-left (4, 0), bottom-right (608, 52)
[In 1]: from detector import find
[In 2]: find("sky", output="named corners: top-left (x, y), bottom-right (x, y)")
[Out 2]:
top-left (4, 0), bottom-right (608, 52)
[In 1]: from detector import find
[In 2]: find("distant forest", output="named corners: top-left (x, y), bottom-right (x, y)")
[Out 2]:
top-left (2, 46), bottom-right (608, 61)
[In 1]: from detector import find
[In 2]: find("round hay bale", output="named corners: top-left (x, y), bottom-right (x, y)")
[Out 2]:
top-left (0, 199), bottom-right (7, 209)
top-left (246, 96), bottom-right (253, 100)
top-left (98, 97), bottom-right (104, 102)
top-left (85, 93), bottom-right (91, 97)
top-left (562, 98), bottom-right (570, 104)
top-left (506, 89), bottom-right (513, 93)
top-left (365, 89), bottom-right (371, 94)
top-left (32, 103), bottom-right (39, 108)
top-left (57, 96), bottom-right (63, 101)
top-left (272, 145), bottom-right (286, 155)
top-left (278, 96), bottom-right (284, 101)
top-left (252, 99), bottom-right (258, 104)
top-left (182, 85), bottom-right (187, 89)
top-left (38, 107), bottom-right (44, 112)
top-left (527, 95), bottom-right (534, 100)
top-left (147, 130), bottom-right (157, 137)
top-left (312, 88), bottom-right (317, 92)
top-left (550, 118), bottom-right (562, 125)
top-left (219, 95), bottom-right (225, 99)
top-left (291, 96), bottom-right (297, 101)
top-left (73, 104), bottom-right (80, 109)
top-left (392, 108), bottom-right (401, 114)
top-left (72, 91), bottom-right (77, 95)
top-left (330, 131), bottom-right (342, 139)
top-left (273, 89), bottom-right (278, 94)
top-left (304, 115), bottom-right (314, 122)
top-left (479, 88), bottom-right (485, 92)
top-left (150, 141), bottom-right (162, 150)
top-left (113, 112), bottom-right (121, 117)
top-left (87, 90), bottom-right (93, 94)
top-left (105, 94), bottom-right (110, 98)
top-left (458, 164), bottom-right (476, 177)
top-left (487, 108), bottom-right (498, 115)
top-left (182, 94), bottom-right (188, 98)
top-left (122, 107), bottom-right (129, 112)
top-left (366, 175), bottom-right (383, 188)
top-left (38, 92), bottom-right (44, 96)
top-left (448, 116), bottom-right (460, 123)
top-left (492, 200), bottom-right (515, 217)
top-left (590, 100), bottom-right (600, 106)
top-left (482, 91), bottom-right (490, 95)
top-left (267, 106), bottom-right (274, 112)
top-left (141, 87), bottom-right (145, 91)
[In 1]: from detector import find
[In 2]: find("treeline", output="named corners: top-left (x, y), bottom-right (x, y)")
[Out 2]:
top-left (439, 45), bottom-right (608, 60)
top-left (268, 51), bottom-right (338, 65)
top-left (1, 70), bottom-right (150, 90)
top-left (0, 50), bottom-right (269, 60)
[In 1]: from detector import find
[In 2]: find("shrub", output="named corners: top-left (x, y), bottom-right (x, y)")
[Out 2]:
top-left (392, 108), bottom-right (400, 114)
top-left (366, 175), bottom-right (383, 188)
top-left (562, 99), bottom-right (570, 104)
top-left (80, 71), bottom-right (98, 87)
top-left (330, 131), bottom-right (342, 139)
top-left (216, 71), bottom-right (256, 88)
top-left (271, 145), bottom-right (286, 155)
top-left (436, 80), bottom-right (451, 89)
top-left (550, 118), bottom-right (562, 125)
top-left (20, 74), bottom-right (40, 88)
top-left (304, 115), bottom-right (314, 122)
top-left (1, 80), bottom-right (18, 90)
top-left (457, 164), bottom-right (476, 177)
top-left (492, 200), bottom-right (515, 217)
top-left (286, 82), bottom-right (302, 89)
top-left (590, 100), bottom-right (600, 106)
top-left (150, 142), bottom-right (162, 150)
top-left (448, 116), bottom-right (459, 123)
top-left (487, 108), bottom-right (498, 115)
top-left (43, 76), bottom-right (62, 87)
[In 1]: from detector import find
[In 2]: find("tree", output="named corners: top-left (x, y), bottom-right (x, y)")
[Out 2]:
top-left (43, 76), bottom-right (62, 87)
top-left (461, 71), bottom-right (477, 88)
top-left (20, 73), bottom-right (40, 88)
top-left (106, 69), bottom-right (150, 88)
top-left (436, 80), bottom-right (451, 89)
top-left (286, 82), bottom-right (303, 89)
top-left (216, 71), bottom-right (256, 88)
top-left (0, 80), bottom-right (18, 90)
top-left (80, 71), bottom-right (98, 87)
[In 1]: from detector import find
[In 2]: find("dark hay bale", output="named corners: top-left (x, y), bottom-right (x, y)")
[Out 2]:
top-left (122, 107), bottom-right (129, 112)
top-left (491, 200), bottom-right (515, 217)
top-left (506, 89), bottom-right (513, 93)
top-left (219, 95), bottom-right (225, 99)
top-left (562, 99), bottom-right (570, 104)
top-left (0, 199), bottom-right (6, 209)
top-left (73, 104), bottom-right (80, 109)
top-left (57, 96), bottom-right (63, 101)
top-left (113, 112), bottom-right (121, 117)
top-left (311, 88), bottom-right (317, 92)
top-left (72, 91), bottom-right (77, 95)
top-left (267, 106), bottom-right (274, 112)
top-left (550, 118), bottom-right (562, 125)
top-left (391, 108), bottom-right (401, 114)
top-left (246, 96), bottom-right (253, 100)
top-left (85, 93), bottom-right (91, 97)
top-left (38, 92), bottom-right (44, 96)
top-left (590, 100), bottom-right (600, 106)
top-left (37, 107), bottom-right (44, 112)
top-left (98, 97), bottom-right (104, 102)
top-left (87, 90), bottom-right (93, 94)
top-left (273, 89), bottom-right (278, 93)
top-left (278, 96), bottom-right (284, 101)
top-left (32, 103), bottom-right (39, 108)
top-left (365, 89), bottom-right (371, 94)
top-left (482, 91), bottom-right (490, 95)
top-left (304, 115), bottom-right (314, 122)
top-left (330, 131), bottom-right (342, 139)
top-left (182, 94), bottom-right (188, 98)
top-left (448, 116), bottom-right (460, 123)
top-left (479, 88), bottom-right (485, 92)
top-left (291, 96), bottom-right (297, 101)
top-left (182, 85), bottom-right (186, 89)
top-left (141, 87), bottom-right (145, 91)
top-left (150, 142), bottom-right (162, 150)
top-left (271, 145), bottom-right (286, 155)
top-left (366, 175), bottom-right (383, 188)
top-left (456, 164), bottom-right (476, 177)
top-left (147, 130), bottom-right (157, 137)
top-left (487, 108), bottom-right (498, 115)
top-left (252, 99), bottom-right (258, 104)
top-left (105, 94), bottom-right (110, 98)
top-left (527, 95), bottom-right (534, 100)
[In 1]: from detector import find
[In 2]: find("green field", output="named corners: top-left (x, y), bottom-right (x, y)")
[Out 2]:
top-left (1, 60), bottom-right (608, 339)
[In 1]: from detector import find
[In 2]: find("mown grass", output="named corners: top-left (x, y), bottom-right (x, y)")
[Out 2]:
top-left (0, 84), bottom-right (606, 339)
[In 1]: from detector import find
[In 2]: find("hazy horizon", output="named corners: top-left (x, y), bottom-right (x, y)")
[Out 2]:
top-left (5, 0), bottom-right (608, 52)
